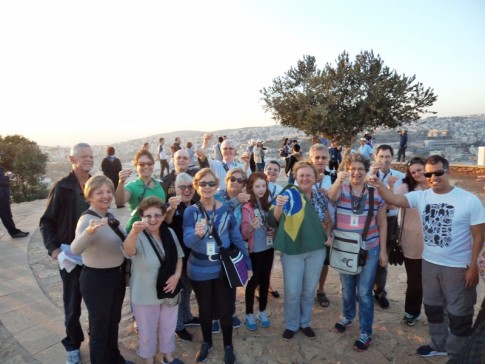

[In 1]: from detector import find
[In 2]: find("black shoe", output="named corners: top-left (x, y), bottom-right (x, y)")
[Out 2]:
top-left (183, 317), bottom-right (201, 327)
top-left (223, 345), bottom-right (236, 364)
top-left (175, 328), bottom-right (193, 342)
top-left (300, 326), bottom-right (316, 339)
top-left (269, 288), bottom-right (280, 298)
top-left (195, 343), bottom-right (213, 363)
top-left (282, 329), bottom-right (295, 341)
top-left (11, 231), bottom-right (29, 239)
top-left (374, 293), bottom-right (389, 309)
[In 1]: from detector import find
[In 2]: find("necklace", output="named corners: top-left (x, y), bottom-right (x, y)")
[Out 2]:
top-left (350, 185), bottom-right (367, 213)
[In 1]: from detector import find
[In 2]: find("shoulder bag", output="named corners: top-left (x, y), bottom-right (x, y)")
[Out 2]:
top-left (330, 187), bottom-right (374, 275)
top-left (196, 202), bottom-right (248, 288)
top-left (81, 209), bottom-right (132, 285)
top-left (143, 226), bottom-right (184, 299)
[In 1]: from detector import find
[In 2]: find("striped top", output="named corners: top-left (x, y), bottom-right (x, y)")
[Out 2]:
top-left (335, 184), bottom-right (385, 250)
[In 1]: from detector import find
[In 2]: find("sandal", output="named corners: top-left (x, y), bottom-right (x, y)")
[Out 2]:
top-left (317, 292), bottom-right (330, 307)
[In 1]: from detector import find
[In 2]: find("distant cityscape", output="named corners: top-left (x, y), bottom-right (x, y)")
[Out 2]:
top-left (40, 114), bottom-right (485, 183)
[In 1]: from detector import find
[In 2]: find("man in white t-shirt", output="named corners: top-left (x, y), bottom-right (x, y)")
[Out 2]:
top-left (366, 155), bottom-right (485, 358)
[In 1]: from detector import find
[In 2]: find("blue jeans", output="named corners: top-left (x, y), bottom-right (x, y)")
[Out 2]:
top-left (281, 249), bottom-right (325, 331)
top-left (340, 246), bottom-right (379, 335)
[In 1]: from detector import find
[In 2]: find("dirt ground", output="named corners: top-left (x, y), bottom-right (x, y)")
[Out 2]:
top-left (115, 174), bottom-right (485, 363)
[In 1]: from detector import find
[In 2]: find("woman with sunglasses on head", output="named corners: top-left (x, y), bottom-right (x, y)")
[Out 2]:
top-left (164, 173), bottom-right (200, 342)
top-left (241, 173), bottom-right (276, 331)
top-left (115, 150), bottom-right (166, 232)
top-left (71, 175), bottom-right (132, 364)
top-left (183, 168), bottom-right (251, 364)
top-left (123, 196), bottom-right (184, 364)
top-left (393, 157), bottom-right (428, 326)
top-left (213, 167), bottom-right (250, 330)
top-left (327, 153), bottom-right (388, 352)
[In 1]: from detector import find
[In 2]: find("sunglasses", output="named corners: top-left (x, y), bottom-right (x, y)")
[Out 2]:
top-left (177, 185), bottom-right (194, 191)
top-left (143, 213), bottom-right (164, 220)
top-left (199, 181), bottom-right (217, 187)
top-left (229, 176), bottom-right (246, 183)
top-left (423, 170), bottom-right (447, 178)
top-left (137, 162), bottom-right (154, 167)
top-left (314, 156), bottom-right (327, 160)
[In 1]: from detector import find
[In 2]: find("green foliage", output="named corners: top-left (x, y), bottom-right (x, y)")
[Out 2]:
top-left (261, 51), bottom-right (438, 147)
top-left (0, 135), bottom-right (49, 202)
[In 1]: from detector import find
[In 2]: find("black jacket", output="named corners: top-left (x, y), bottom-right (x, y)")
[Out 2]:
top-left (40, 171), bottom-right (90, 256)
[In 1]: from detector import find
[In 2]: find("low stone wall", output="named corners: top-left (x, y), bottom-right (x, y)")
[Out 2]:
top-left (392, 162), bottom-right (485, 176)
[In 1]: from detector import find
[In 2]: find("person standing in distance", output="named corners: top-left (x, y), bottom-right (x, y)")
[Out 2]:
top-left (40, 143), bottom-right (94, 364)
top-left (101, 146), bottom-right (122, 190)
top-left (397, 130), bottom-right (408, 162)
top-left (158, 138), bottom-right (170, 178)
top-left (0, 152), bottom-right (29, 239)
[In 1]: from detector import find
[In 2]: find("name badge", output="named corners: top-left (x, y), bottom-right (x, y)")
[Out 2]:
top-left (266, 236), bottom-right (273, 246)
top-left (350, 215), bottom-right (359, 227)
top-left (207, 241), bottom-right (216, 256)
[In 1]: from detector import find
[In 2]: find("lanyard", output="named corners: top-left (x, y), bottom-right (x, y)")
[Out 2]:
top-left (256, 199), bottom-right (269, 230)
top-left (269, 185), bottom-right (277, 200)
top-left (200, 200), bottom-right (217, 238)
top-left (379, 169), bottom-right (391, 182)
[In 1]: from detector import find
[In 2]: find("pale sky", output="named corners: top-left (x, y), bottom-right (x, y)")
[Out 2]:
top-left (1, 0), bottom-right (484, 147)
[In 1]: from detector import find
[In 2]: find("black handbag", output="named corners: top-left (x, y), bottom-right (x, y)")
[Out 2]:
top-left (389, 209), bottom-right (405, 266)
top-left (196, 202), bottom-right (248, 288)
top-left (143, 227), bottom-right (184, 299)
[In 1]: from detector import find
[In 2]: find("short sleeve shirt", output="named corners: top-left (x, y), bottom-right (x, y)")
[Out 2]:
top-left (405, 187), bottom-right (485, 267)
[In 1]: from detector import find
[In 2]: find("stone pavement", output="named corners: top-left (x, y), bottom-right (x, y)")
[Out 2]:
top-left (0, 174), bottom-right (484, 363)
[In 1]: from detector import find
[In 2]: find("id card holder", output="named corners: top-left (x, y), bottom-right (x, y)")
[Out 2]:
top-left (266, 236), bottom-right (273, 246)
top-left (350, 215), bottom-right (359, 227)
top-left (206, 241), bottom-right (216, 256)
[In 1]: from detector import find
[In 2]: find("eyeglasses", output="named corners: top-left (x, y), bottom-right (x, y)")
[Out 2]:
top-left (314, 156), bottom-right (327, 160)
top-left (143, 213), bottom-right (164, 220)
top-left (177, 185), bottom-right (194, 191)
top-left (137, 162), bottom-right (154, 167)
top-left (199, 181), bottom-right (217, 187)
top-left (424, 170), bottom-right (448, 178)
top-left (349, 168), bottom-right (366, 172)
top-left (229, 176), bottom-right (246, 183)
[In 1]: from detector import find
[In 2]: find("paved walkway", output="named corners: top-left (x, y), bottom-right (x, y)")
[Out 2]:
top-left (0, 174), bottom-right (484, 363)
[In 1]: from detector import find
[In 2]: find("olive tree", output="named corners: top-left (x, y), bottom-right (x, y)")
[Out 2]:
top-left (0, 135), bottom-right (49, 202)
top-left (261, 51), bottom-right (437, 146)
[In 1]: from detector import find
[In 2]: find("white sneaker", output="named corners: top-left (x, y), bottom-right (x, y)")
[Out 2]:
top-left (66, 349), bottom-right (80, 364)
top-left (244, 314), bottom-right (258, 331)
top-left (258, 310), bottom-right (271, 328)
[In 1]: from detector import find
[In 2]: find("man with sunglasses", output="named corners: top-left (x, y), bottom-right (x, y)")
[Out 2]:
top-left (366, 155), bottom-right (485, 358)
top-left (372, 144), bottom-right (405, 309)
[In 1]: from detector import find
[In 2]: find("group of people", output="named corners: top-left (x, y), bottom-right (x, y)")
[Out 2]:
top-left (38, 133), bottom-right (485, 364)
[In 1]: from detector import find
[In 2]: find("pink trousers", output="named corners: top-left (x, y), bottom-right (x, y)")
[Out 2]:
top-left (132, 303), bottom-right (179, 358)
